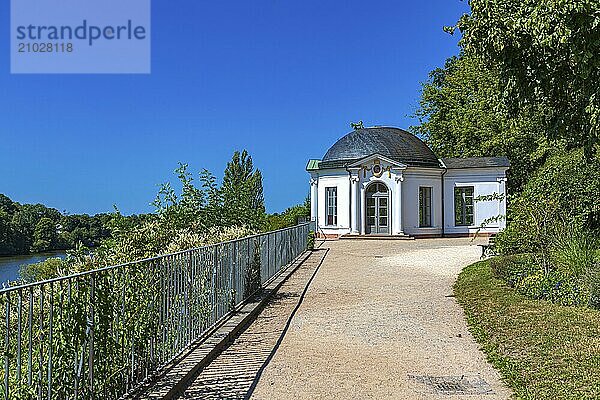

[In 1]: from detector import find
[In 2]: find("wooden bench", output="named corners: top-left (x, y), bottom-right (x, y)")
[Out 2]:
top-left (477, 234), bottom-right (497, 259)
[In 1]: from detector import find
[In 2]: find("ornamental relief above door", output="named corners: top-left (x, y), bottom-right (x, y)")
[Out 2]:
top-left (360, 159), bottom-right (393, 178)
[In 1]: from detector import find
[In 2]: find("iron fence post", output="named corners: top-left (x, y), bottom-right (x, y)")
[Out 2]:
top-left (89, 275), bottom-right (95, 399)
top-left (5, 291), bottom-right (10, 399)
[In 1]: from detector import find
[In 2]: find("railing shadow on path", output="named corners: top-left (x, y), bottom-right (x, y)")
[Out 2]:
top-left (177, 248), bottom-right (329, 400)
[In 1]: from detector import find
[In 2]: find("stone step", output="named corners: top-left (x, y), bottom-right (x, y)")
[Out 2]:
top-left (340, 234), bottom-right (414, 240)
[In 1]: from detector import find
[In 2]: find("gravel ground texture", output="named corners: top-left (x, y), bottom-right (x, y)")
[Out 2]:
top-left (181, 238), bottom-right (512, 399)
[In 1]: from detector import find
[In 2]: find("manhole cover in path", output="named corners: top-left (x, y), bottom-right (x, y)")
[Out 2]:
top-left (408, 374), bottom-right (494, 395)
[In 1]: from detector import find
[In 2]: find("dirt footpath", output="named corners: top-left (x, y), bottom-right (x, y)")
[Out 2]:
top-left (180, 238), bottom-right (511, 399)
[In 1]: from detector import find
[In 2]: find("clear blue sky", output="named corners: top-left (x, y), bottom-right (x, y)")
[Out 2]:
top-left (0, 0), bottom-right (468, 215)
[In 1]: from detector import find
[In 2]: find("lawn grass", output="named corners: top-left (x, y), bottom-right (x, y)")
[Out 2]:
top-left (454, 260), bottom-right (600, 400)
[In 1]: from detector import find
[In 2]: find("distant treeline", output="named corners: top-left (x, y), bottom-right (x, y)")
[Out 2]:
top-left (0, 194), bottom-right (141, 256)
top-left (266, 198), bottom-right (310, 231)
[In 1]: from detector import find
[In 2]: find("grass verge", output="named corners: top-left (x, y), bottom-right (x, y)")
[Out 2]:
top-left (454, 260), bottom-right (600, 399)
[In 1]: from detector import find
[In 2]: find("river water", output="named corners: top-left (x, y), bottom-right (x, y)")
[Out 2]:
top-left (0, 251), bottom-right (67, 285)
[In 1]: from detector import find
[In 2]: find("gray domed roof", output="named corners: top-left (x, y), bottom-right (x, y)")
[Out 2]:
top-left (320, 127), bottom-right (440, 168)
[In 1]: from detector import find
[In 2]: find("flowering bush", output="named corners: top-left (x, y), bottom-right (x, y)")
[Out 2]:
top-left (19, 154), bottom-right (267, 282)
top-left (165, 226), bottom-right (256, 253)
top-left (490, 226), bottom-right (600, 309)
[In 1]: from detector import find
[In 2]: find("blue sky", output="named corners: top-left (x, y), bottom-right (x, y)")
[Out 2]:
top-left (0, 0), bottom-right (468, 215)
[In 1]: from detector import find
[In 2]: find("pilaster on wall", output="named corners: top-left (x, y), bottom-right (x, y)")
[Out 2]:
top-left (310, 176), bottom-right (318, 223)
top-left (393, 172), bottom-right (404, 235)
top-left (496, 176), bottom-right (508, 230)
top-left (349, 174), bottom-right (360, 234)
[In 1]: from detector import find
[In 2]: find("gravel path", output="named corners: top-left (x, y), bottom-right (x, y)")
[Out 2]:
top-left (180, 238), bottom-right (512, 399)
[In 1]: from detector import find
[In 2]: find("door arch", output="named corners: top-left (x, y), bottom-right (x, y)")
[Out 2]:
top-left (365, 182), bottom-right (389, 234)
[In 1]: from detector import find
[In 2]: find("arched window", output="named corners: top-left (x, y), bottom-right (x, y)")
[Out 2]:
top-left (366, 182), bottom-right (388, 195)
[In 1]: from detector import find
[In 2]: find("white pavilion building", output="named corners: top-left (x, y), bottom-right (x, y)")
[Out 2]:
top-left (306, 127), bottom-right (509, 238)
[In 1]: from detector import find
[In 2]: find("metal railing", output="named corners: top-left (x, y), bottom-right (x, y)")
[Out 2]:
top-left (0, 222), bottom-right (314, 399)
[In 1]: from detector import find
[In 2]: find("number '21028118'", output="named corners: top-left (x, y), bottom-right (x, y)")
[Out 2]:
top-left (18, 43), bottom-right (73, 52)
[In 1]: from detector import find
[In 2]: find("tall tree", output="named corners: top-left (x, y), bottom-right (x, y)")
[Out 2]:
top-left (0, 210), bottom-right (15, 254)
top-left (454, 0), bottom-right (600, 155)
top-left (0, 194), bottom-right (17, 214)
top-left (31, 217), bottom-right (58, 253)
top-left (412, 54), bottom-right (549, 192)
top-left (220, 150), bottom-right (266, 230)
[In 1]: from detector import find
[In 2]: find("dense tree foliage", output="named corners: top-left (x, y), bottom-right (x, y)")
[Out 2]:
top-left (0, 194), bottom-right (112, 256)
top-left (413, 0), bottom-right (600, 308)
top-left (495, 149), bottom-right (600, 255)
top-left (411, 55), bottom-right (549, 192)
top-left (151, 151), bottom-right (266, 236)
top-left (221, 150), bottom-right (266, 231)
top-left (13, 148), bottom-right (310, 282)
top-left (454, 0), bottom-right (600, 155)
top-left (31, 217), bottom-right (58, 253)
top-left (267, 197), bottom-right (310, 231)
top-left (417, 0), bottom-right (600, 193)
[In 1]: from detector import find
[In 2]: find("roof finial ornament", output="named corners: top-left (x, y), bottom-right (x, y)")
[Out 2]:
top-left (350, 120), bottom-right (364, 130)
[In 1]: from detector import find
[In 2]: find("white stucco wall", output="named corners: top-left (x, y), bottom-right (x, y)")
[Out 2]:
top-left (310, 162), bottom-right (508, 237)
top-left (316, 169), bottom-right (351, 236)
top-left (443, 168), bottom-right (508, 235)
top-left (311, 158), bottom-right (406, 236)
top-left (401, 168), bottom-right (443, 236)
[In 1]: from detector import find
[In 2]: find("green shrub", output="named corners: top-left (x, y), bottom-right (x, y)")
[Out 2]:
top-left (489, 253), bottom-right (538, 286)
top-left (19, 257), bottom-right (64, 282)
top-left (307, 231), bottom-right (315, 251)
top-left (491, 226), bottom-right (600, 308)
top-left (585, 265), bottom-right (600, 309)
top-left (550, 225), bottom-right (598, 277)
top-left (491, 259), bottom-right (588, 307)
top-left (515, 271), bottom-right (587, 307)
top-left (548, 226), bottom-right (599, 307)
top-left (496, 148), bottom-right (600, 255)
top-left (267, 199), bottom-right (310, 231)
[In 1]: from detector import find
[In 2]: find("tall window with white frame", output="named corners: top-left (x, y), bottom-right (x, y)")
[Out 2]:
top-left (325, 187), bottom-right (337, 226)
top-left (454, 186), bottom-right (474, 226)
top-left (419, 186), bottom-right (432, 227)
